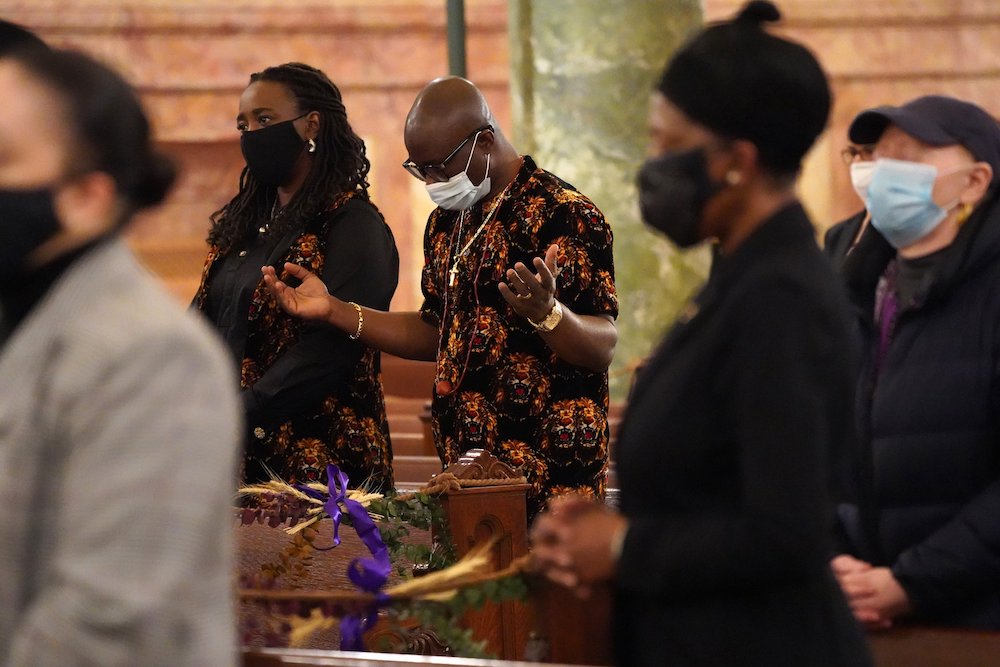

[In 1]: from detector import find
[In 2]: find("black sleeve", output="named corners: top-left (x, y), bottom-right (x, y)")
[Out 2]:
top-left (892, 341), bottom-right (1000, 619)
top-left (616, 277), bottom-right (843, 599)
top-left (243, 201), bottom-right (399, 425)
top-left (892, 476), bottom-right (1000, 619)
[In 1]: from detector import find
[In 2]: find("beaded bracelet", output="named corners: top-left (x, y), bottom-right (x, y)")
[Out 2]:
top-left (348, 301), bottom-right (363, 340)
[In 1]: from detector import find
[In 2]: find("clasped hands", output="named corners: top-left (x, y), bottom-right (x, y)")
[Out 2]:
top-left (529, 494), bottom-right (627, 599)
top-left (831, 554), bottom-right (912, 629)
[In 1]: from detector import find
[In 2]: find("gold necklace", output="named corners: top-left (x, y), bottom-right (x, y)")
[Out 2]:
top-left (447, 181), bottom-right (514, 287)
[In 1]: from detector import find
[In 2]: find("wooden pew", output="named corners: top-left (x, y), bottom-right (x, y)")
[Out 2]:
top-left (244, 627), bottom-right (1000, 667)
top-left (868, 627), bottom-right (1000, 667)
top-left (380, 354), bottom-right (437, 460)
top-left (380, 355), bottom-right (436, 400)
top-left (384, 396), bottom-right (434, 458)
top-left (244, 648), bottom-right (590, 667)
top-left (392, 455), bottom-right (443, 489)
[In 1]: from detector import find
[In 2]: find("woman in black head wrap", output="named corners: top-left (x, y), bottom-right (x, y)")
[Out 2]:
top-left (531, 3), bottom-right (873, 665)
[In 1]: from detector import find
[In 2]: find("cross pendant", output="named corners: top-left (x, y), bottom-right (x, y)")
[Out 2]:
top-left (448, 265), bottom-right (459, 287)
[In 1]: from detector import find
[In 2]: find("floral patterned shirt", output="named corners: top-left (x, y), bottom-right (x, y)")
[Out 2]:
top-left (420, 156), bottom-right (618, 514)
top-left (195, 193), bottom-right (399, 491)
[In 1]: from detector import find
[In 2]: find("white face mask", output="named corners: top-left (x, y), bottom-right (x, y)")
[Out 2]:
top-left (849, 161), bottom-right (875, 206)
top-left (425, 131), bottom-right (492, 210)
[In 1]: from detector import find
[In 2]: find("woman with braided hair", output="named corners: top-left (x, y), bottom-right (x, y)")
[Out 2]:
top-left (193, 62), bottom-right (399, 491)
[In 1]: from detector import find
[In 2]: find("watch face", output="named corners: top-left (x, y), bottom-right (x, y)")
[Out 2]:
top-left (533, 301), bottom-right (563, 331)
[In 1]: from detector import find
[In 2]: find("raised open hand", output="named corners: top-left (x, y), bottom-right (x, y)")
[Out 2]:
top-left (261, 263), bottom-right (333, 322)
top-left (499, 243), bottom-right (561, 321)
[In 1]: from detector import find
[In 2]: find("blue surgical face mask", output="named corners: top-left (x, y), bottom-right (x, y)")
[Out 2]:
top-left (865, 158), bottom-right (965, 249)
top-left (849, 161), bottom-right (875, 205)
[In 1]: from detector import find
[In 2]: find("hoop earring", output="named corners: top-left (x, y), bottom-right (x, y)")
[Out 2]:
top-left (307, 138), bottom-right (317, 154)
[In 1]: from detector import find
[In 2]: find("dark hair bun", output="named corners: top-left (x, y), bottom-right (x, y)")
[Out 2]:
top-left (128, 150), bottom-right (176, 209)
top-left (736, 0), bottom-right (781, 25)
top-left (659, 0), bottom-right (828, 175)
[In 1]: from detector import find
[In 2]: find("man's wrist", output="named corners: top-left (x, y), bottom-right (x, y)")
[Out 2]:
top-left (528, 299), bottom-right (564, 332)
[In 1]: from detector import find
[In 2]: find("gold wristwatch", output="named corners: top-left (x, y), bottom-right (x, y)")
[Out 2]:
top-left (528, 300), bottom-right (564, 332)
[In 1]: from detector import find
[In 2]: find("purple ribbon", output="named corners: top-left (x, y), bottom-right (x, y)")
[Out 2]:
top-left (297, 465), bottom-right (391, 651)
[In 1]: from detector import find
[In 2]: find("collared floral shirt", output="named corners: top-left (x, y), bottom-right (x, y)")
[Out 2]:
top-left (420, 156), bottom-right (618, 515)
top-left (195, 192), bottom-right (398, 491)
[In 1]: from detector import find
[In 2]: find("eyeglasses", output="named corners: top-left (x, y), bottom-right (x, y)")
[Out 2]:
top-left (402, 125), bottom-right (492, 181)
top-left (840, 144), bottom-right (876, 164)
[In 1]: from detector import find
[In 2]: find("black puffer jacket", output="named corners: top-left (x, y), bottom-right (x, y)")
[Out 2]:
top-left (835, 188), bottom-right (1000, 628)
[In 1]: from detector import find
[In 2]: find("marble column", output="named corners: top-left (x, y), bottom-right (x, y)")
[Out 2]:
top-left (508, 0), bottom-right (705, 398)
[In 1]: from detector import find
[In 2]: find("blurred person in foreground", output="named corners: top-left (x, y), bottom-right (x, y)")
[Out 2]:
top-left (0, 48), bottom-right (240, 666)
top-left (830, 94), bottom-right (1000, 630)
top-left (530, 3), bottom-right (872, 666)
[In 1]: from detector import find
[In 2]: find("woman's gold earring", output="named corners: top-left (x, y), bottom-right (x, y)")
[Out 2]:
top-left (308, 139), bottom-right (317, 154)
top-left (956, 201), bottom-right (975, 226)
top-left (725, 170), bottom-right (742, 185)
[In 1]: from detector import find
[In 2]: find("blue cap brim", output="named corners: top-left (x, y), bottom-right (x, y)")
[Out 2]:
top-left (849, 106), bottom-right (959, 147)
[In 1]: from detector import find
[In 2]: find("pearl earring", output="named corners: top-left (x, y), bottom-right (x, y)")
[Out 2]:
top-left (725, 170), bottom-right (741, 185)
top-left (307, 138), bottom-right (317, 154)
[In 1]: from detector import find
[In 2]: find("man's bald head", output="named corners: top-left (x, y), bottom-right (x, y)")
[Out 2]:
top-left (404, 77), bottom-right (498, 164)
top-left (403, 76), bottom-right (520, 198)
top-left (407, 76), bottom-right (491, 137)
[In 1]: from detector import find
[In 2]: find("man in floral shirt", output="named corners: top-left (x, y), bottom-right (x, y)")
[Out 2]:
top-left (265, 77), bottom-right (618, 516)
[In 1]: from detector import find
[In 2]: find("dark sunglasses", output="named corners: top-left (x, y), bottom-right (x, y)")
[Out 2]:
top-left (402, 124), bottom-right (492, 181)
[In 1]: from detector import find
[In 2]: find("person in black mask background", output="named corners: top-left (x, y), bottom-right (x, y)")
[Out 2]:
top-left (530, 3), bottom-right (872, 666)
top-left (192, 62), bottom-right (399, 490)
top-left (0, 47), bottom-right (240, 666)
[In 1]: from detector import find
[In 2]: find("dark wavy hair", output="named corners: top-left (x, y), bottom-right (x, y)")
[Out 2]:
top-left (208, 62), bottom-right (371, 253)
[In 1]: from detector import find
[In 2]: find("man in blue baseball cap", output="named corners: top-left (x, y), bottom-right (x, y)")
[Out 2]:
top-left (831, 94), bottom-right (1000, 630)
top-left (850, 95), bottom-right (1000, 183)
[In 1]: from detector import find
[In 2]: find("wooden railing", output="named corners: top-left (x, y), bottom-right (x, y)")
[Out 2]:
top-left (244, 627), bottom-right (1000, 667)
top-left (243, 648), bottom-right (588, 667)
top-left (867, 627), bottom-right (1000, 667)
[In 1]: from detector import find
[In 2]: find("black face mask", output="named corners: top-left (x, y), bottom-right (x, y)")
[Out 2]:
top-left (240, 115), bottom-right (309, 187)
top-left (0, 186), bottom-right (62, 279)
top-left (637, 147), bottom-right (723, 248)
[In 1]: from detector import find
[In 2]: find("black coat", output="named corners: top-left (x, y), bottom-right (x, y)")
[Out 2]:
top-left (613, 203), bottom-right (871, 667)
top-left (835, 188), bottom-right (1000, 628)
